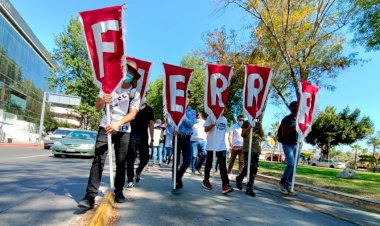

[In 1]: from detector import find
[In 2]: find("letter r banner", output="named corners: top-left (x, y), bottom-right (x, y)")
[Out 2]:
top-left (79, 5), bottom-right (125, 94)
top-left (204, 63), bottom-right (233, 120)
top-left (243, 65), bottom-right (272, 125)
top-left (163, 63), bottom-right (194, 129)
top-left (296, 80), bottom-right (319, 141)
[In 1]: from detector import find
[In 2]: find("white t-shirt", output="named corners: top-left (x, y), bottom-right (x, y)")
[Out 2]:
top-left (229, 123), bottom-right (243, 147)
top-left (99, 86), bottom-right (140, 133)
top-left (204, 116), bottom-right (227, 151)
top-left (191, 119), bottom-right (207, 141)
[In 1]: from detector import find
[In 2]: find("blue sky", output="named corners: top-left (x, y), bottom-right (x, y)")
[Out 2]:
top-left (10, 0), bottom-right (380, 150)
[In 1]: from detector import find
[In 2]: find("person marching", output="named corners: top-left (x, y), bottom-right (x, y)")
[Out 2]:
top-left (125, 97), bottom-right (155, 189)
top-left (227, 114), bottom-right (245, 178)
top-left (236, 116), bottom-right (264, 196)
top-left (202, 109), bottom-right (234, 194)
top-left (277, 101), bottom-right (299, 195)
top-left (78, 60), bottom-right (141, 209)
top-left (171, 91), bottom-right (197, 190)
top-left (190, 111), bottom-right (207, 174)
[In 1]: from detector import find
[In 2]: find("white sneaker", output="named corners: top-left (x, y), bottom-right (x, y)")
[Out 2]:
top-left (126, 182), bottom-right (134, 190)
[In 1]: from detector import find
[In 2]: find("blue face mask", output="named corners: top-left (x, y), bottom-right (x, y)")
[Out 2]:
top-left (123, 73), bottom-right (133, 83)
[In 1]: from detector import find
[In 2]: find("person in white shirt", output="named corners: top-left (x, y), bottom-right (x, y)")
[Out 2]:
top-left (228, 115), bottom-right (245, 176)
top-left (78, 60), bottom-right (141, 209)
top-left (202, 109), bottom-right (234, 194)
top-left (190, 112), bottom-right (207, 174)
top-left (152, 119), bottom-right (164, 165)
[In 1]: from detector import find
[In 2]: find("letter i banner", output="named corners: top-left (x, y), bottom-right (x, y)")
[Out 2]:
top-left (242, 65), bottom-right (272, 183)
top-left (163, 63), bottom-right (193, 193)
top-left (204, 63), bottom-right (233, 121)
top-left (79, 5), bottom-right (125, 190)
top-left (126, 56), bottom-right (152, 102)
top-left (243, 65), bottom-right (273, 126)
top-left (79, 5), bottom-right (125, 95)
top-left (290, 80), bottom-right (319, 193)
top-left (163, 63), bottom-right (194, 129)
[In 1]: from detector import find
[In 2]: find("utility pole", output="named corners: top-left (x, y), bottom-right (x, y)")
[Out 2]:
top-left (38, 92), bottom-right (46, 143)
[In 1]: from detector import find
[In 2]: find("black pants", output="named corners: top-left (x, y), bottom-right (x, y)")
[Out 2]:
top-left (172, 135), bottom-right (191, 181)
top-left (204, 151), bottom-right (229, 186)
top-left (126, 134), bottom-right (150, 182)
top-left (85, 128), bottom-right (130, 198)
top-left (238, 152), bottom-right (259, 188)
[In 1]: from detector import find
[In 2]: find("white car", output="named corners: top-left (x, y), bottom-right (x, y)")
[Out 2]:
top-left (43, 128), bottom-right (75, 149)
top-left (310, 159), bottom-right (346, 169)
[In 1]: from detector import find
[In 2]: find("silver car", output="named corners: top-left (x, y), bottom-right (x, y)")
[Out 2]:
top-left (52, 130), bottom-right (97, 157)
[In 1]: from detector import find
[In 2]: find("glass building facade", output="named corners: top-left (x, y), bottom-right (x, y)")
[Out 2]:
top-left (0, 0), bottom-right (55, 125)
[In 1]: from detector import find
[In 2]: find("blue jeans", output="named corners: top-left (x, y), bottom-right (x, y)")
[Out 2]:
top-left (280, 144), bottom-right (300, 187)
top-left (165, 147), bottom-right (173, 163)
top-left (152, 143), bottom-right (164, 164)
top-left (191, 140), bottom-right (207, 171)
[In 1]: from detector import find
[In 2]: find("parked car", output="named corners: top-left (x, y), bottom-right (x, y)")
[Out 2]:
top-left (309, 159), bottom-right (346, 168)
top-left (52, 130), bottom-right (97, 157)
top-left (43, 128), bottom-right (75, 149)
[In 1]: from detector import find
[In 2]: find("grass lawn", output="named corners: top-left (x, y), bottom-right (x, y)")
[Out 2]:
top-left (255, 161), bottom-right (380, 200)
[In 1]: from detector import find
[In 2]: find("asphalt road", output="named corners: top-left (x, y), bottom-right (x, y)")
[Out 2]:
top-left (0, 146), bottom-right (379, 226)
top-left (0, 146), bottom-right (102, 226)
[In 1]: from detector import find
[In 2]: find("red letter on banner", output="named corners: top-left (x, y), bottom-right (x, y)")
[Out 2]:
top-left (163, 63), bottom-right (194, 128)
top-left (296, 80), bottom-right (319, 139)
top-left (205, 63), bottom-right (233, 120)
top-left (126, 56), bottom-right (152, 101)
top-left (79, 5), bottom-right (125, 94)
top-left (243, 65), bottom-right (273, 125)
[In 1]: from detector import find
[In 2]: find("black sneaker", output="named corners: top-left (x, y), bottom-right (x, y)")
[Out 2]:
top-left (78, 196), bottom-right (95, 209)
top-left (176, 178), bottom-right (183, 189)
top-left (114, 192), bottom-right (126, 203)
top-left (246, 187), bottom-right (256, 197)
top-left (236, 176), bottom-right (243, 190)
top-left (135, 174), bottom-right (141, 183)
top-left (126, 182), bottom-right (134, 190)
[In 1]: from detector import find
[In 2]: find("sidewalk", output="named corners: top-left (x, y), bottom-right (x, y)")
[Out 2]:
top-left (110, 166), bottom-right (379, 226)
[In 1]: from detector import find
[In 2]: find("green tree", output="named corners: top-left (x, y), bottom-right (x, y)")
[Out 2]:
top-left (351, 0), bottom-right (380, 51)
top-left (146, 77), bottom-right (163, 120)
top-left (366, 131), bottom-right (380, 167)
top-left (43, 108), bottom-right (58, 133)
top-left (305, 106), bottom-right (374, 158)
top-left (351, 143), bottom-right (361, 167)
top-left (218, 0), bottom-right (358, 108)
top-left (48, 18), bottom-right (101, 130)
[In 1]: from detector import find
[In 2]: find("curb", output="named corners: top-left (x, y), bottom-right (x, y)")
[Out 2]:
top-left (255, 173), bottom-right (380, 212)
top-left (89, 192), bottom-right (116, 226)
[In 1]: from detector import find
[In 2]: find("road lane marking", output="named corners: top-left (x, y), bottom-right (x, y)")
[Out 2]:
top-left (16, 154), bottom-right (51, 159)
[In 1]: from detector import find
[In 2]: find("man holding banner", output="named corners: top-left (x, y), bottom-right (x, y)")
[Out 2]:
top-left (163, 63), bottom-right (196, 192)
top-left (236, 116), bottom-right (264, 196)
top-left (277, 101), bottom-right (299, 195)
top-left (78, 60), bottom-right (141, 208)
top-left (78, 5), bottom-right (141, 208)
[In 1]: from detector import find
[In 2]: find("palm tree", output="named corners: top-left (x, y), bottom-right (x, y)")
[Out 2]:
top-left (366, 132), bottom-right (380, 171)
top-left (351, 144), bottom-right (361, 168)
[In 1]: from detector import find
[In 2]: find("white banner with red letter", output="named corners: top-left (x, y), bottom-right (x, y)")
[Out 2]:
top-left (296, 80), bottom-right (319, 141)
top-left (243, 65), bottom-right (273, 125)
top-left (126, 56), bottom-right (152, 101)
top-left (79, 5), bottom-right (125, 95)
top-left (79, 5), bottom-right (125, 189)
top-left (204, 63), bottom-right (233, 120)
top-left (163, 63), bottom-right (194, 129)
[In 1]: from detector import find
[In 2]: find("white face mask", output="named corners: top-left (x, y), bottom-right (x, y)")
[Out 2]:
top-left (238, 121), bottom-right (243, 127)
